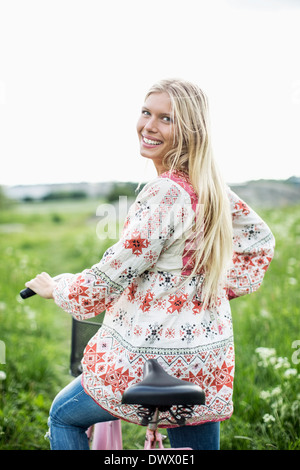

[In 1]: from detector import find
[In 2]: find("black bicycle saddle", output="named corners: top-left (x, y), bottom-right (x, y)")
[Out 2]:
top-left (121, 359), bottom-right (205, 408)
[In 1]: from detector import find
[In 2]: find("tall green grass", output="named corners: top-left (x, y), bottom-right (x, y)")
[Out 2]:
top-left (0, 199), bottom-right (299, 450)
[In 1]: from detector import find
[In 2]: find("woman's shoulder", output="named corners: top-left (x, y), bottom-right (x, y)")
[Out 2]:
top-left (159, 169), bottom-right (198, 208)
top-left (160, 168), bottom-right (191, 187)
top-left (134, 171), bottom-right (194, 211)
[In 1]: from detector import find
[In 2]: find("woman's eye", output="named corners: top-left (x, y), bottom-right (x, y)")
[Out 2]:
top-left (162, 116), bottom-right (171, 122)
top-left (142, 110), bottom-right (150, 116)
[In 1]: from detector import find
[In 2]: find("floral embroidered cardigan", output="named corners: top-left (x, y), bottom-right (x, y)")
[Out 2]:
top-left (53, 170), bottom-right (275, 426)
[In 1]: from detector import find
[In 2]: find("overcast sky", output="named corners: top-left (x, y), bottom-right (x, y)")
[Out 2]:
top-left (0, 0), bottom-right (299, 187)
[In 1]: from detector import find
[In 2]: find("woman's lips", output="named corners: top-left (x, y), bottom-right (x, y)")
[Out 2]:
top-left (142, 135), bottom-right (163, 147)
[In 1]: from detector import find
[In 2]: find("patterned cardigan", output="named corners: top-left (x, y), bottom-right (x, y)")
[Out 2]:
top-left (53, 170), bottom-right (275, 426)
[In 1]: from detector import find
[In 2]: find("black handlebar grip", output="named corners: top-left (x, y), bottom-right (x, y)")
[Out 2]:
top-left (20, 287), bottom-right (36, 299)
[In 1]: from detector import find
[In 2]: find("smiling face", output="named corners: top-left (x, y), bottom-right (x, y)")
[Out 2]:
top-left (136, 92), bottom-right (176, 174)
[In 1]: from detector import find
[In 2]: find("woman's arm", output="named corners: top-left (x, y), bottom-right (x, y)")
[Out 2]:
top-left (226, 189), bottom-right (275, 300)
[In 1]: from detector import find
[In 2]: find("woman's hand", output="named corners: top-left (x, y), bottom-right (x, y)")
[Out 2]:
top-left (25, 272), bottom-right (56, 299)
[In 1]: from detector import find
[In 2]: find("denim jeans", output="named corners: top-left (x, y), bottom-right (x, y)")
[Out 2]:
top-left (47, 375), bottom-right (220, 450)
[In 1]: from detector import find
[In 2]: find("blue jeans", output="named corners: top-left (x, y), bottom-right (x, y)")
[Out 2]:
top-left (47, 375), bottom-right (220, 450)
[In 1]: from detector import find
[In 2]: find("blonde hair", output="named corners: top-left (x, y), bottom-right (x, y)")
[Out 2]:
top-left (145, 79), bottom-right (233, 306)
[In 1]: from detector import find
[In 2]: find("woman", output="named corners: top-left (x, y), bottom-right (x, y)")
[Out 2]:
top-left (26, 79), bottom-right (275, 450)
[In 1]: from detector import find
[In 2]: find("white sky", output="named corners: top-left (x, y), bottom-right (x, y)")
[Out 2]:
top-left (0, 0), bottom-right (300, 187)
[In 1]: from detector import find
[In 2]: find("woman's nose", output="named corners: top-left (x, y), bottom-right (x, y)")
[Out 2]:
top-left (144, 117), bottom-right (158, 132)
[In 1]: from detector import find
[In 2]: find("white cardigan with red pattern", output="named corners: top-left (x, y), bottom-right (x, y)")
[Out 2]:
top-left (53, 170), bottom-right (275, 426)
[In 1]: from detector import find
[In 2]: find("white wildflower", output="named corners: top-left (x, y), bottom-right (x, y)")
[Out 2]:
top-left (284, 368), bottom-right (298, 378)
top-left (263, 414), bottom-right (276, 423)
top-left (259, 390), bottom-right (271, 400)
top-left (270, 386), bottom-right (282, 396)
top-left (255, 347), bottom-right (276, 359)
top-left (269, 356), bottom-right (277, 366)
top-left (274, 357), bottom-right (290, 369)
top-left (23, 305), bottom-right (37, 330)
top-left (20, 255), bottom-right (29, 269)
top-left (260, 308), bottom-right (271, 318)
top-left (271, 399), bottom-right (284, 411)
top-left (24, 305), bottom-right (36, 320)
top-left (256, 347), bottom-right (276, 366)
top-left (0, 370), bottom-right (6, 381)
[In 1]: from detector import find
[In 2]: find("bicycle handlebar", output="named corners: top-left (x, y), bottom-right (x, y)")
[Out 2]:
top-left (20, 287), bottom-right (36, 299)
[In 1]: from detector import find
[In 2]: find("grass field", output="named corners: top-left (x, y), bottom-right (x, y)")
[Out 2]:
top-left (0, 197), bottom-right (299, 450)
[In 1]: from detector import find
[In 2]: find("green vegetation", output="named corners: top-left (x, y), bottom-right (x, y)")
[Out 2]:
top-left (41, 190), bottom-right (88, 201)
top-left (0, 197), bottom-right (299, 450)
top-left (106, 182), bottom-right (141, 203)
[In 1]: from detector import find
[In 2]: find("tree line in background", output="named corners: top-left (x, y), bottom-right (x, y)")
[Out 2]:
top-left (0, 182), bottom-right (144, 207)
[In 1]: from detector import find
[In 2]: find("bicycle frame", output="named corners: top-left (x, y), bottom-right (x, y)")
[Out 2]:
top-left (88, 413), bottom-right (192, 450)
top-left (87, 421), bottom-right (123, 450)
top-left (87, 420), bottom-right (168, 450)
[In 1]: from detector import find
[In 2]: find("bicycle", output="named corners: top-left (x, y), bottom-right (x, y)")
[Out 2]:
top-left (20, 284), bottom-right (206, 451)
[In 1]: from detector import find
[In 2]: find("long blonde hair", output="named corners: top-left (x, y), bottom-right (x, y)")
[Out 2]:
top-left (145, 79), bottom-right (233, 306)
